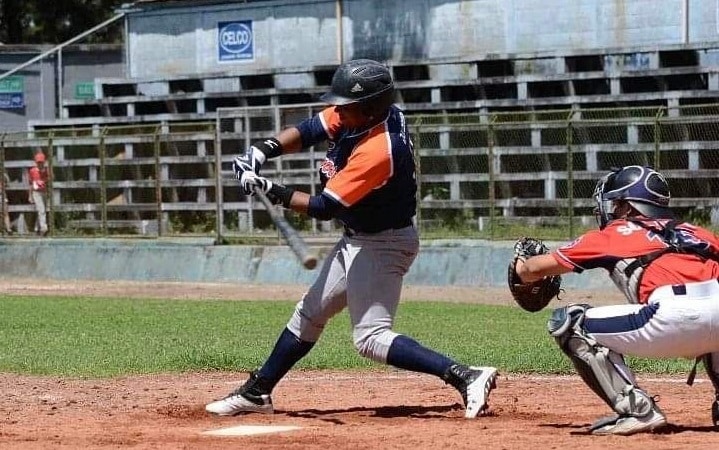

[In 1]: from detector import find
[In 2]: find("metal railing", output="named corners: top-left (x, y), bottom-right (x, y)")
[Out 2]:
top-left (0, 13), bottom-right (126, 121)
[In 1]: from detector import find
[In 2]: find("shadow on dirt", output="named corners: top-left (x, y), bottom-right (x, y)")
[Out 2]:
top-left (541, 422), bottom-right (717, 435)
top-left (283, 403), bottom-right (462, 424)
top-left (655, 423), bottom-right (718, 434)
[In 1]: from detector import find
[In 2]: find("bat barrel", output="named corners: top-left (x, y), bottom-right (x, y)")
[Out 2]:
top-left (253, 188), bottom-right (319, 270)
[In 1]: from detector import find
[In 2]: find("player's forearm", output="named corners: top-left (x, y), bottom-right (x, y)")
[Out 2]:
top-left (286, 190), bottom-right (310, 214)
top-left (283, 190), bottom-right (339, 220)
top-left (275, 127), bottom-right (302, 154)
top-left (516, 254), bottom-right (568, 283)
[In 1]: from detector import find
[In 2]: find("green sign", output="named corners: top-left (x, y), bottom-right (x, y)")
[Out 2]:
top-left (0, 76), bottom-right (23, 94)
top-left (75, 82), bottom-right (95, 99)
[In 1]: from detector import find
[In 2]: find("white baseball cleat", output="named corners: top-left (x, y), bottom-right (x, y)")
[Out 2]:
top-left (463, 366), bottom-right (498, 419)
top-left (205, 389), bottom-right (274, 416)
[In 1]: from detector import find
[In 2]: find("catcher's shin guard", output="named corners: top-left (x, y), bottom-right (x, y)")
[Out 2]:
top-left (702, 353), bottom-right (719, 427)
top-left (548, 304), bottom-right (653, 418)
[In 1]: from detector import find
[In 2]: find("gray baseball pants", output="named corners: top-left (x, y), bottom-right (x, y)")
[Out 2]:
top-left (286, 225), bottom-right (419, 363)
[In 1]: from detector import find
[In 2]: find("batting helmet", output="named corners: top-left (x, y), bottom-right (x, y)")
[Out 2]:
top-left (34, 152), bottom-right (46, 163)
top-left (320, 59), bottom-right (394, 107)
top-left (593, 165), bottom-right (673, 229)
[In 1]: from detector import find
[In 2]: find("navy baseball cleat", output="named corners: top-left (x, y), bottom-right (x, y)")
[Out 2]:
top-left (444, 364), bottom-right (498, 419)
top-left (205, 372), bottom-right (274, 416)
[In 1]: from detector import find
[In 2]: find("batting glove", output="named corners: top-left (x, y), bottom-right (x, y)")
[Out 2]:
top-left (235, 137), bottom-right (283, 177)
top-left (240, 171), bottom-right (273, 195)
top-left (240, 171), bottom-right (296, 208)
top-left (232, 155), bottom-right (256, 180)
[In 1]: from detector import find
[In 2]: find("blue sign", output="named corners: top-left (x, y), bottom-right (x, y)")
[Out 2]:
top-left (0, 93), bottom-right (24, 109)
top-left (218, 20), bottom-right (254, 62)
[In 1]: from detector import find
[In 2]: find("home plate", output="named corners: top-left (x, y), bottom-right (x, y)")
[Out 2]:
top-left (202, 425), bottom-right (301, 437)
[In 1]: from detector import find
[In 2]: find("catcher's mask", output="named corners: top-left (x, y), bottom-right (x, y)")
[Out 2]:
top-left (320, 59), bottom-right (395, 121)
top-left (593, 165), bottom-right (673, 229)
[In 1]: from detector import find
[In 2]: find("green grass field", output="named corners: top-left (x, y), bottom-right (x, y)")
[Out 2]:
top-left (0, 295), bottom-right (694, 377)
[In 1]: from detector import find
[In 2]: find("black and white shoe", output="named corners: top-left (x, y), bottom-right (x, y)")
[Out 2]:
top-left (444, 364), bottom-right (499, 419)
top-left (205, 372), bottom-right (274, 416)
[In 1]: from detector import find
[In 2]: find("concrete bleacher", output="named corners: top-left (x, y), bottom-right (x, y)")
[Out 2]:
top-left (43, 42), bottom-right (719, 123)
top-left (18, 42), bottom-right (719, 235)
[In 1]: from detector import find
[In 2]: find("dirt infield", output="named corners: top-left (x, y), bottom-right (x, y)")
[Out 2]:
top-left (1, 372), bottom-right (717, 450)
top-left (1, 279), bottom-right (717, 449)
top-left (0, 278), bottom-right (629, 306)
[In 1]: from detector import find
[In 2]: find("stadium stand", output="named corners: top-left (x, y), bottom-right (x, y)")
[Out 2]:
top-left (17, 41), bottom-right (719, 235)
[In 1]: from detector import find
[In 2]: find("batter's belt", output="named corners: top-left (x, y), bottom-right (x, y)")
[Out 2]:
top-left (343, 218), bottom-right (413, 237)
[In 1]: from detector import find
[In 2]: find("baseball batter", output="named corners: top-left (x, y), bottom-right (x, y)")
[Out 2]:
top-left (515, 165), bottom-right (719, 435)
top-left (206, 59), bottom-right (497, 418)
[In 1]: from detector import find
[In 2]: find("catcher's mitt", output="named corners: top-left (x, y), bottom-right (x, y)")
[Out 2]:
top-left (507, 237), bottom-right (562, 312)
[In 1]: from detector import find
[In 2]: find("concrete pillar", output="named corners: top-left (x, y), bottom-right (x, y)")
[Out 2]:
top-left (627, 125), bottom-right (639, 144)
top-left (450, 180), bottom-right (460, 200)
top-left (531, 128), bottom-right (541, 147)
top-left (688, 150), bottom-right (700, 170)
top-left (586, 150), bottom-right (598, 172)
top-left (667, 98), bottom-right (680, 117)
top-left (545, 172), bottom-right (556, 199)
top-left (439, 130), bottom-right (450, 150)
top-left (709, 73), bottom-right (719, 91)
top-left (237, 211), bottom-right (250, 232)
top-left (517, 82), bottom-right (527, 99)
top-left (431, 88), bottom-right (441, 103)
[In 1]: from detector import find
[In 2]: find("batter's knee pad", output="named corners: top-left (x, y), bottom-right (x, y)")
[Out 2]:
top-left (353, 327), bottom-right (399, 363)
top-left (286, 303), bottom-right (327, 343)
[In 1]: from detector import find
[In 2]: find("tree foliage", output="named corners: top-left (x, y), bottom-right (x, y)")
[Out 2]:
top-left (0, 0), bottom-right (126, 44)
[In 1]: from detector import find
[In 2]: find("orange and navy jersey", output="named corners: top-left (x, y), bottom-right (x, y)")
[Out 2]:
top-left (296, 104), bottom-right (416, 232)
top-left (553, 218), bottom-right (719, 303)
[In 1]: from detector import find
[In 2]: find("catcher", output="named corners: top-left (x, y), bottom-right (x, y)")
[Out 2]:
top-left (508, 165), bottom-right (719, 435)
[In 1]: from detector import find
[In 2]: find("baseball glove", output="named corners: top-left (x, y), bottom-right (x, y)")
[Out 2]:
top-left (507, 237), bottom-right (562, 312)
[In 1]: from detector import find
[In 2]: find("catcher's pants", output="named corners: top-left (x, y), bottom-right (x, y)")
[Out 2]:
top-left (286, 225), bottom-right (419, 363)
top-left (583, 279), bottom-right (719, 361)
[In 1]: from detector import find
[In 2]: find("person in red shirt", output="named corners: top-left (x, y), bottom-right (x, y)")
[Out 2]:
top-left (205, 59), bottom-right (498, 419)
top-left (28, 151), bottom-right (48, 236)
top-left (515, 165), bottom-right (719, 435)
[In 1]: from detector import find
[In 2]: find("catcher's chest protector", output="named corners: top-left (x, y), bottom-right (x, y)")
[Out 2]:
top-left (609, 258), bottom-right (643, 304)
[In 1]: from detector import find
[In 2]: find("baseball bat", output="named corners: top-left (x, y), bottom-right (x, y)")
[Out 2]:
top-left (253, 188), bottom-right (318, 270)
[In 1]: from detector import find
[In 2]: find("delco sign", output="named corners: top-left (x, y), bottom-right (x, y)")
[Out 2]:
top-left (218, 20), bottom-right (254, 62)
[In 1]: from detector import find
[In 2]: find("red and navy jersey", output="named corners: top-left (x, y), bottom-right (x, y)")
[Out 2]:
top-left (296, 104), bottom-right (416, 232)
top-left (553, 218), bottom-right (719, 303)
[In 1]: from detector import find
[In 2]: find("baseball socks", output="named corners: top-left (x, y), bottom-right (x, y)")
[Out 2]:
top-left (206, 328), bottom-right (315, 415)
top-left (387, 335), bottom-right (498, 418)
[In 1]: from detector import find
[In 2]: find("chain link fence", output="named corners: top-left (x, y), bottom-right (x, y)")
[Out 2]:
top-left (5, 104), bottom-right (719, 241)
